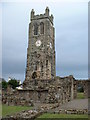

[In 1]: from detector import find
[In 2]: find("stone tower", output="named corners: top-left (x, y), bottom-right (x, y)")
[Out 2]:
top-left (25, 7), bottom-right (56, 81)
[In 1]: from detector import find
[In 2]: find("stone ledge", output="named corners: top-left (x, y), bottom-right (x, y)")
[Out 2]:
top-left (49, 109), bottom-right (88, 115)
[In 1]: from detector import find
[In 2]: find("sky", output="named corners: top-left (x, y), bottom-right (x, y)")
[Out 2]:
top-left (1, 0), bottom-right (88, 82)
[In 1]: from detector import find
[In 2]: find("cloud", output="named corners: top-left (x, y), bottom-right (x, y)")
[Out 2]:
top-left (2, 2), bottom-right (88, 81)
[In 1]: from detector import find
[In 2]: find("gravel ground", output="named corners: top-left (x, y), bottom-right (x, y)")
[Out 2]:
top-left (54, 99), bottom-right (88, 111)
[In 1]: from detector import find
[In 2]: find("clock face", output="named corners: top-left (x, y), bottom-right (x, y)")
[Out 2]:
top-left (47, 42), bottom-right (52, 49)
top-left (50, 43), bottom-right (52, 49)
top-left (35, 40), bottom-right (41, 47)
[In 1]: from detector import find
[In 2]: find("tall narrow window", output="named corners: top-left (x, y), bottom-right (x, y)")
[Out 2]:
top-left (46, 60), bottom-right (48, 66)
top-left (41, 62), bottom-right (43, 72)
top-left (41, 65), bottom-right (43, 72)
top-left (34, 23), bottom-right (38, 35)
top-left (40, 22), bottom-right (44, 34)
top-left (35, 65), bottom-right (37, 70)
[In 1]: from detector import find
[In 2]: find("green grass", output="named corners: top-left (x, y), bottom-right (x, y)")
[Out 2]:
top-left (2, 104), bottom-right (32, 117)
top-left (77, 92), bottom-right (85, 99)
top-left (0, 104), bottom-right (2, 117)
top-left (37, 113), bottom-right (88, 118)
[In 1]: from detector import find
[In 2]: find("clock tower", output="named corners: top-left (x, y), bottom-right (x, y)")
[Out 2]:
top-left (25, 7), bottom-right (56, 81)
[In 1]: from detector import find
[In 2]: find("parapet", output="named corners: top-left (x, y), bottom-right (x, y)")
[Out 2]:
top-left (30, 7), bottom-right (53, 25)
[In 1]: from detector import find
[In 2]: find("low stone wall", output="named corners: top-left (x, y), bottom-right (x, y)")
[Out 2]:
top-left (51, 109), bottom-right (88, 114)
top-left (2, 110), bottom-right (43, 120)
top-left (1, 107), bottom-right (88, 120)
top-left (2, 103), bottom-right (59, 120)
top-left (2, 89), bottom-right (33, 106)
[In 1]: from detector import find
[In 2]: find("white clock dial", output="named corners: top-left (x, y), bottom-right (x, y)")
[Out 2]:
top-left (35, 40), bottom-right (41, 47)
top-left (50, 43), bottom-right (52, 49)
top-left (47, 43), bottom-right (52, 49)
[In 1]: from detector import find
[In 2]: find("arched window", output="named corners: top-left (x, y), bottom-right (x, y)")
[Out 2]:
top-left (35, 65), bottom-right (37, 70)
top-left (46, 60), bottom-right (48, 66)
top-left (34, 23), bottom-right (38, 35)
top-left (41, 65), bottom-right (43, 72)
top-left (40, 22), bottom-right (44, 34)
top-left (32, 72), bottom-right (37, 79)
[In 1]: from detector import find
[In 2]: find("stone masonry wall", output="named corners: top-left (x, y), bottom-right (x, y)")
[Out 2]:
top-left (73, 80), bottom-right (89, 99)
top-left (2, 75), bottom-right (74, 106)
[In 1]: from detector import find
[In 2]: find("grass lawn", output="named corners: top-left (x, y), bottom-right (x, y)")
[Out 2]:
top-left (77, 92), bottom-right (85, 99)
top-left (2, 104), bottom-right (32, 117)
top-left (0, 104), bottom-right (2, 117)
top-left (37, 113), bottom-right (88, 119)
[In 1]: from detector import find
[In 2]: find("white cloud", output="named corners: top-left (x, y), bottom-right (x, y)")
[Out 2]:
top-left (0, 0), bottom-right (89, 3)
top-left (2, 2), bottom-right (88, 80)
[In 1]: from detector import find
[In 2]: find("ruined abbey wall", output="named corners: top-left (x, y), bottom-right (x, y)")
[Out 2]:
top-left (2, 75), bottom-right (74, 106)
top-left (73, 79), bottom-right (89, 99)
top-left (2, 76), bottom-right (89, 106)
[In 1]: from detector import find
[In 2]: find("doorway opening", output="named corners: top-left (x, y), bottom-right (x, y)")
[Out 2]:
top-left (77, 84), bottom-right (85, 99)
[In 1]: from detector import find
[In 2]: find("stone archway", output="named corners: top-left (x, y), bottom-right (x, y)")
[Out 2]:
top-left (73, 80), bottom-right (88, 99)
top-left (77, 83), bottom-right (85, 99)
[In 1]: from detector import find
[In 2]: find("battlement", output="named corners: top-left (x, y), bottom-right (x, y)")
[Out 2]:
top-left (30, 7), bottom-right (53, 24)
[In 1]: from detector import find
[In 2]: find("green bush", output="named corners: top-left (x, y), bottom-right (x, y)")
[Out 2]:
top-left (77, 86), bottom-right (84, 92)
top-left (2, 78), bottom-right (20, 89)
top-left (8, 79), bottom-right (19, 89)
top-left (2, 80), bottom-right (8, 89)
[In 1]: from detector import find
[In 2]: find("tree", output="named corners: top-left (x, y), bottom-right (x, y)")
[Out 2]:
top-left (2, 79), bottom-right (8, 89)
top-left (8, 79), bottom-right (19, 89)
top-left (77, 86), bottom-right (84, 92)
